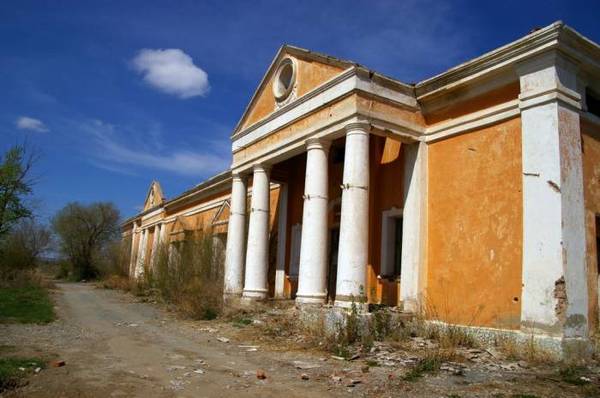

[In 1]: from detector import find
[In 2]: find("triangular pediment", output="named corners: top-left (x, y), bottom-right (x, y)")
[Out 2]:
top-left (143, 181), bottom-right (165, 211)
top-left (171, 216), bottom-right (193, 234)
top-left (233, 45), bottom-right (355, 135)
top-left (211, 200), bottom-right (230, 226)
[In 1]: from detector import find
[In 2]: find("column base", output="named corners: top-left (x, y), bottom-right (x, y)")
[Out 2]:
top-left (241, 288), bottom-right (268, 303)
top-left (295, 292), bottom-right (327, 305)
top-left (334, 294), bottom-right (367, 310)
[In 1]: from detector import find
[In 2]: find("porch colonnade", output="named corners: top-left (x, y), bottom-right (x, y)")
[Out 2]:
top-left (224, 121), bottom-right (371, 307)
top-left (131, 221), bottom-right (167, 279)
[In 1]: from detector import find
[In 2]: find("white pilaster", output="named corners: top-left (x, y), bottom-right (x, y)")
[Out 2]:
top-left (274, 183), bottom-right (288, 299)
top-left (296, 138), bottom-right (331, 304)
top-left (224, 173), bottom-right (248, 296)
top-left (335, 122), bottom-right (370, 307)
top-left (518, 51), bottom-right (588, 339)
top-left (242, 164), bottom-right (271, 300)
top-left (399, 141), bottom-right (428, 312)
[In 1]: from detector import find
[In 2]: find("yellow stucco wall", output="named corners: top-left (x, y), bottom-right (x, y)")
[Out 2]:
top-left (426, 117), bottom-right (523, 329)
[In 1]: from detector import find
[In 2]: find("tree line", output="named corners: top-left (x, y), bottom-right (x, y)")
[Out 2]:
top-left (0, 143), bottom-right (123, 281)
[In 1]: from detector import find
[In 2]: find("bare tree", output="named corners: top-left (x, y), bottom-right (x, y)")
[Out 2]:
top-left (0, 219), bottom-right (51, 279)
top-left (52, 202), bottom-right (120, 280)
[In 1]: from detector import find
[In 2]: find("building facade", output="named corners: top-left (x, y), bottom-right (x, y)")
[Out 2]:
top-left (122, 22), bottom-right (600, 350)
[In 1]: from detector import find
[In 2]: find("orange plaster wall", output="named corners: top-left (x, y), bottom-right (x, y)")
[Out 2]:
top-left (425, 82), bottom-right (520, 125)
top-left (281, 155), bottom-right (306, 298)
top-left (296, 58), bottom-right (344, 98)
top-left (240, 56), bottom-right (344, 130)
top-left (581, 120), bottom-right (600, 335)
top-left (426, 117), bottom-right (523, 329)
top-left (366, 136), bottom-right (405, 305)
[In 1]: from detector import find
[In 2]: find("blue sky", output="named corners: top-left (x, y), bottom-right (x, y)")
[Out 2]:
top-left (1, 0), bottom-right (599, 223)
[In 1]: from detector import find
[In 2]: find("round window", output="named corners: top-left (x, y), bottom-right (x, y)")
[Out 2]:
top-left (273, 58), bottom-right (296, 102)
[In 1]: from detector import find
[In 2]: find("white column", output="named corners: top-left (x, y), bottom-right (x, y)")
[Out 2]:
top-left (296, 138), bottom-right (331, 304)
top-left (335, 122), bottom-right (370, 307)
top-left (400, 141), bottom-right (428, 312)
top-left (518, 52), bottom-right (588, 340)
top-left (150, 225), bottom-right (161, 271)
top-left (242, 164), bottom-right (271, 300)
top-left (134, 228), bottom-right (147, 279)
top-left (274, 183), bottom-right (288, 299)
top-left (224, 173), bottom-right (248, 296)
top-left (159, 222), bottom-right (168, 244)
top-left (129, 223), bottom-right (138, 277)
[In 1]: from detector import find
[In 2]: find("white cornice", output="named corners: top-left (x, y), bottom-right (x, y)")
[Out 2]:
top-left (424, 100), bottom-right (520, 142)
top-left (232, 68), bottom-right (418, 152)
top-left (416, 22), bottom-right (563, 101)
top-left (160, 183), bottom-right (280, 224)
top-left (141, 207), bottom-right (164, 221)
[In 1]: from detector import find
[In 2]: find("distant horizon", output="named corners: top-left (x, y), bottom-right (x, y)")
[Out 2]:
top-left (1, 0), bottom-right (598, 223)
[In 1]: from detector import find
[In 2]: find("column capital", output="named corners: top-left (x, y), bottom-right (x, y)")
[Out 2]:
top-left (231, 171), bottom-right (248, 182)
top-left (252, 163), bottom-right (271, 174)
top-left (344, 121), bottom-right (371, 135)
top-left (306, 137), bottom-right (331, 151)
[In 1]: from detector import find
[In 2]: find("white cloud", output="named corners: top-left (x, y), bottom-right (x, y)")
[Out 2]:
top-left (81, 119), bottom-right (228, 177)
top-left (16, 116), bottom-right (49, 132)
top-left (132, 49), bottom-right (210, 98)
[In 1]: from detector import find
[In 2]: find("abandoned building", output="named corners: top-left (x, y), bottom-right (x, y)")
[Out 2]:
top-left (122, 21), bottom-right (600, 353)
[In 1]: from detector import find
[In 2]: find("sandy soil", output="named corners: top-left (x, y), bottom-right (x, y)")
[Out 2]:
top-left (1, 283), bottom-right (598, 397)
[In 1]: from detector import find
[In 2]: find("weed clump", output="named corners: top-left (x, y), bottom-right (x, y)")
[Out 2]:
top-left (131, 231), bottom-right (225, 320)
top-left (0, 357), bottom-right (45, 392)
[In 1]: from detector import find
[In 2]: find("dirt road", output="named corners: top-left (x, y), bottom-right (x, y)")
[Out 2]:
top-left (3, 283), bottom-right (598, 397)
top-left (1, 283), bottom-right (352, 397)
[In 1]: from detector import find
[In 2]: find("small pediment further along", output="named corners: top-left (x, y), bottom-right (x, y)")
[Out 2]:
top-left (143, 181), bottom-right (165, 211)
top-left (211, 200), bottom-right (230, 226)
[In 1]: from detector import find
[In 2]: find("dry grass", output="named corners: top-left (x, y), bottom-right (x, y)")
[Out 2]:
top-left (495, 333), bottom-right (554, 365)
top-left (100, 275), bottom-right (132, 291)
top-left (100, 231), bottom-right (225, 321)
top-left (143, 232), bottom-right (224, 320)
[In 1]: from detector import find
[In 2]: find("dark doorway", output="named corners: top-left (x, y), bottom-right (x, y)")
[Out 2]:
top-left (327, 227), bottom-right (340, 304)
